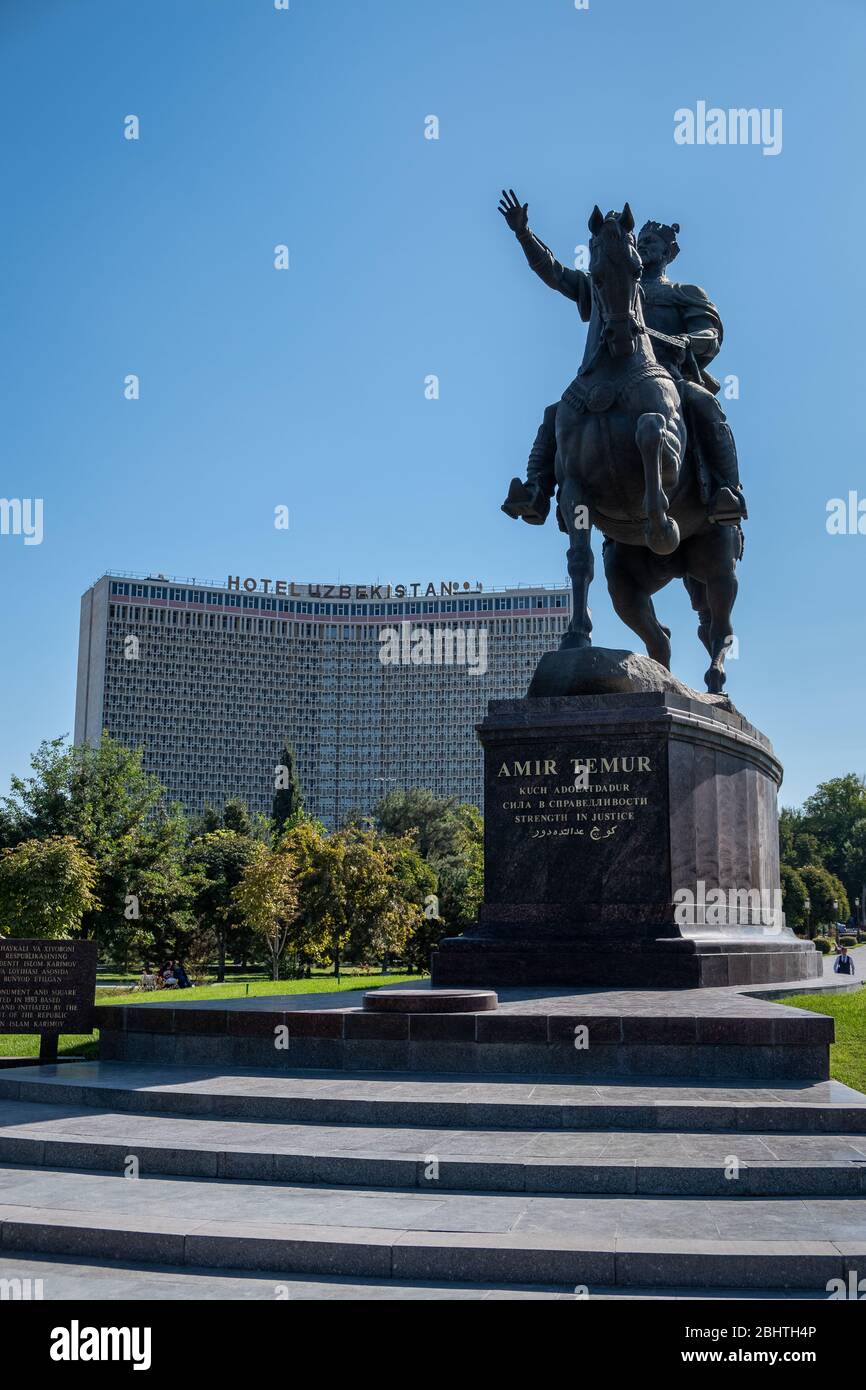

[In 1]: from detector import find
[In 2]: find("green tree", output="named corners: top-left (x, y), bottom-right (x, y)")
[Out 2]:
top-left (376, 832), bottom-right (436, 971)
top-left (375, 788), bottom-right (464, 859)
top-left (187, 829), bottom-right (260, 980)
top-left (779, 808), bottom-right (824, 871)
top-left (793, 832), bottom-right (823, 868)
top-left (221, 797), bottom-right (271, 843)
top-left (234, 843), bottom-right (301, 980)
top-left (801, 775), bottom-right (866, 905)
top-left (120, 803), bottom-right (197, 969)
top-left (840, 818), bottom-right (866, 925)
top-left (0, 735), bottom-right (173, 951)
top-left (0, 835), bottom-right (100, 938)
top-left (335, 827), bottom-right (424, 970)
top-left (0, 735), bottom-right (163, 848)
top-left (799, 863), bottom-right (850, 933)
top-left (778, 807), bottom-right (801, 867)
top-left (280, 818), bottom-right (332, 969)
top-left (282, 820), bottom-right (426, 975)
top-left (779, 863), bottom-right (808, 933)
top-left (802, 775), bottom-right (866, 852)
top-left (374, 788), bottom-right (483, 936)
top-left (272, 741), bottom-right (305, 836)
top-left (436, 802), bottom-right (484, 933)
top-left (780, 777), bottom-right (866, 927)
top-left (194, 804), bottom-right (224, 835)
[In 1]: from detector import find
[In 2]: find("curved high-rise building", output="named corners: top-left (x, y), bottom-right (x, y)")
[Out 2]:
top-left (75, 572), bottom-right (572, 826)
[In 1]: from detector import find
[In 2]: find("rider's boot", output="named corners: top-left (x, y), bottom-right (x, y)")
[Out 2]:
top-left (698, 400), bottom-right (748, 522)
top-left (501, 477), bottom-right (551, 524)
top-left (501, 403), bottom-right (558, 525)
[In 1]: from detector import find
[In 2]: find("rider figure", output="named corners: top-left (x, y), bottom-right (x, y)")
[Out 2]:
top-left (497, 191), bottom-right (746, 528)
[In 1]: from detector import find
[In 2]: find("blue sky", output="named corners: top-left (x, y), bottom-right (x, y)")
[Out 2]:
top-left (0, 0), bottom-right (864, 808)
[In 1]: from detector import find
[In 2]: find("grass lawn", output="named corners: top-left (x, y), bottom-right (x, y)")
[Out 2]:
top-left (0, 972), bottom-right (424, 1063)
top-left (109, 972), bottom-right (423, 1005)
top-left (783, 983), bottom-right (866, 1094)
top-left (94, 965), bottom-right (411, 994)
top-left (0, 1032), bottom-right (99, 1061)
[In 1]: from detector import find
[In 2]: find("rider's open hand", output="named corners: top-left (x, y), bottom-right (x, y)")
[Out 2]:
top-left (498, 189), bottom-right (529, 234)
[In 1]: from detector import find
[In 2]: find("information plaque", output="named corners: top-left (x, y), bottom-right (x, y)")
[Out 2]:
top-left (0, 938), bottom-right (98, 1060)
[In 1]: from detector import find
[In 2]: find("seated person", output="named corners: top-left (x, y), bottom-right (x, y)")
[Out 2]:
top-left (173, 960), bottom-right (192, 989)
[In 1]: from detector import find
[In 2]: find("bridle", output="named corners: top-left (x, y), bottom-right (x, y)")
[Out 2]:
top-left (591, 233), bottom-right (645, 354)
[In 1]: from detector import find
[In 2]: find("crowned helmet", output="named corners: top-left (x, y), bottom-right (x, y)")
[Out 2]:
top-left (638, 220), bottom-right (681, 263)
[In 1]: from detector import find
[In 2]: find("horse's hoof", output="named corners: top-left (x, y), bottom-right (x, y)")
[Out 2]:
top-left (704, 667), bottom-right (726, 694)
top-left (645, 517), bottom-right (680, 556)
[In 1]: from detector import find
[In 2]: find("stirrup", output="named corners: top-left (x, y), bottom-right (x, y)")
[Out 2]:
top-left (708, 487), bottom-right (747, 523)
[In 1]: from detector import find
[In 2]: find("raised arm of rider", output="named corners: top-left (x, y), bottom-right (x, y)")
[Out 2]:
top-left (515, 228), bottom-right (592, 322)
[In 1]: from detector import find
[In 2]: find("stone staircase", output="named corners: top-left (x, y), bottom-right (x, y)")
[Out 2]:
top-left (1, 1063), bottom-right (865, 1298)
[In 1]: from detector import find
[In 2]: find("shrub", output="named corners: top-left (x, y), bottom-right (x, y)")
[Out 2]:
top-left (840, 934), bottom-right (858, 947)
top-left (812, 936), bottom-right (832, 954)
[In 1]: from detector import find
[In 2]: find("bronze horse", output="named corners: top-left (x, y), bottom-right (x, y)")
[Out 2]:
top-left (554, 204), bottom-right (741, 693)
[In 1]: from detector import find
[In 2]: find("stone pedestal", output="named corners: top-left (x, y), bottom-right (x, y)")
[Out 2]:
top-left (431, 687), bottom-right (821, 988)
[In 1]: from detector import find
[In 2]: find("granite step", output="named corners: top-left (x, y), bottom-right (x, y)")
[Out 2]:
top-left (0, 1251), bottom-right (836, 1300)
top-left (2, 1100), bottom-right (866, 1196)
top-left (2, 1064), bottom-right (865, 1134)
top-left (97, 990), bottom-right (834, 1079)
top-left (0, 1167), bottom-right (863, 1289)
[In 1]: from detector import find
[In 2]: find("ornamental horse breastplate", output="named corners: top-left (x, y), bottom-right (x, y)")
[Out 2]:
top-left (561, 358), bottom-right (672, 417)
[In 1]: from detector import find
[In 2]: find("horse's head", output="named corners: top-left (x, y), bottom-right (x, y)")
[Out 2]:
top-left (588, 204), bottom-right (643, 358)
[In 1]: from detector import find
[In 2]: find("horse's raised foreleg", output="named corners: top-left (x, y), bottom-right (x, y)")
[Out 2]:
top-left (558, 477), bottom-right (594, 649)
top-left (635, 412), bottom-right (680, 556)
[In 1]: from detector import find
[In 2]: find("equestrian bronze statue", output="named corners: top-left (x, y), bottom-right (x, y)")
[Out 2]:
top-left (498, 190), bottom-right (745, 694)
